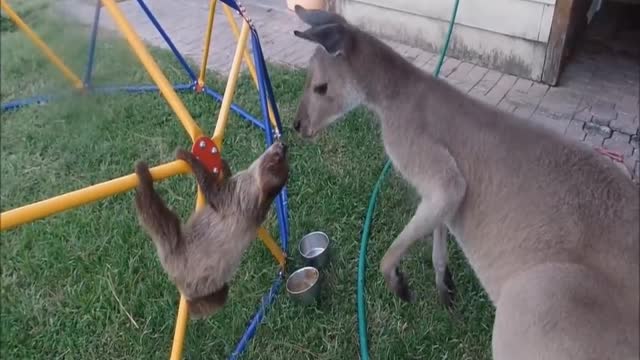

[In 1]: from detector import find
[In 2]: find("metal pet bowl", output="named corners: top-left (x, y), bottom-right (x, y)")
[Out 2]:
top-left (285, 266), bottom-right (321, 305)
top-left (298, 231), bottom-right (330, 269)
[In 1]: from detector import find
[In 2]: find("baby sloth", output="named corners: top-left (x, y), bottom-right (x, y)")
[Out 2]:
top-left (133, 141), bottom-right (289, 320)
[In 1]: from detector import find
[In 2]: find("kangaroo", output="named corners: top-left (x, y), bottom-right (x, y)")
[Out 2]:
top-left (291, 6), bottom-right (639, 360)
top-left (133, 142), bottom-right (289, 320)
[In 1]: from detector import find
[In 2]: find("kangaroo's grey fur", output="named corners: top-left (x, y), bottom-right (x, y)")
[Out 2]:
top-left (133, 142), bottom-right (289, 320)
top-left (291, 6), bottom-right (639, 359)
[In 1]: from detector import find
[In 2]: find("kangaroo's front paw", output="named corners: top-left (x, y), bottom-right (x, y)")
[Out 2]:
top-left (436, 266), bottom-right (456, 310)
top-left (382, 264), bottom-right (415, 303)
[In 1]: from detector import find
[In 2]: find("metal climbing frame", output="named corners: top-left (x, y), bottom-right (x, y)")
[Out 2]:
top-left (0, 0), bottom-right (290, 359)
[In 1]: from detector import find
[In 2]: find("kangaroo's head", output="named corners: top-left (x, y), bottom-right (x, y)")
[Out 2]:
top-left (292, 6), bottom-right (364, 139)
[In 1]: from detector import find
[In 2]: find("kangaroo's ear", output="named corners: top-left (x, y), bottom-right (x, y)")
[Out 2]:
top-left (294, 5), bottom-right (347, 26)
top-left (293, 23), bottom-right (348, 56)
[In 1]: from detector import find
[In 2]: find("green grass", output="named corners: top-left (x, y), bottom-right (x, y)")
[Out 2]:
top-left (1, 3), bottom-right (494, 359)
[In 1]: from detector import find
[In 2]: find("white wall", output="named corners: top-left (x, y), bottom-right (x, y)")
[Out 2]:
top-left (335, 0), bottom-right (557, 80)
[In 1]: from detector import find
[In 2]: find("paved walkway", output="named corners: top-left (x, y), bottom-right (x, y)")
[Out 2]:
top-left (60, 0), bottom-right (639, 180)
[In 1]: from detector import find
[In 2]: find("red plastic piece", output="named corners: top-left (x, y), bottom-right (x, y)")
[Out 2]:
top-left (191, 136), bottom-right (223, 175)
top-left (194, 81), bottom-right (205, 93)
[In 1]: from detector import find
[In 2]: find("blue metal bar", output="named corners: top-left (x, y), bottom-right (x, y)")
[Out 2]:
top-left (249, 31), bottom-right (290, 248)
top-left (262, 66), bottom-right (284, 134)
top-left (212, 33), bottom-right (290, 357)
top-left (202, 86), bottom-right (265, 131)
top-left (226, 34), bottom-right (291, 360)
top-left (276, 188), bottom-right (289, 250)
top-left (93, 83), bottom-right (194, 94)
top-left (83, 1), bottom-right (102, 87)
top-left (228, 274), bottom-right (283, 360)
top-left (251, 32), bottom-right (289, 249)
top-left (1, 95), bottom-right (56, 112)
top-left (251, 30), bottom-right (284, 134)
top-left (219, 0), bottom-right (240, 12)
top-left (135, 0), bottom-right (197, 82)
top-left (274, 186), bottom-right (290, 251)
top-left (2, 84), bottom-right (194, 112)
top-left (251, 33), bottom-right (275, 147)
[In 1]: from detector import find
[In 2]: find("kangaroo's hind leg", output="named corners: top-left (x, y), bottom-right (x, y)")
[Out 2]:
top-left (432, 224), bottom-right (456, 309)
top-left (381, 145), bottom-right (466, 303)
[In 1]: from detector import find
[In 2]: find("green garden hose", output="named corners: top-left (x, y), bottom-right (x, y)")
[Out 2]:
top-left (356, 1), bottom-right (461, 358)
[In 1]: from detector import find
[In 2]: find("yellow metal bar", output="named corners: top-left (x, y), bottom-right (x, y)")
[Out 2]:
top-left (168, 223), bottom-right (285, 360)
top-left (168, 166), bottom-right (209, 359)
top-left (220, 9), bottom-right (284, 268)
top-left (0, 161), bottom-right (190, 232)
top-left (0, 1), bottom-right (84, 89)
top-left (100, 0), bottom-right (203, 142)
top-left (169, 296), bottom-right (190, 360)
top-left (197, 0), bottom-right (218, 88)
top-left (222, 6), bottom-right (279, 132)
top-left (222, 7), bottom-right (258, 87)
top-left (212, 19), bottom-right (250, 148)
top-left (257, 227), bottom-right (286, 269)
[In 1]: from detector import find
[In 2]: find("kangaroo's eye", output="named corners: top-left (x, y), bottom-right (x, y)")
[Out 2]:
top-left (313, 83), bottom-right (328, 95)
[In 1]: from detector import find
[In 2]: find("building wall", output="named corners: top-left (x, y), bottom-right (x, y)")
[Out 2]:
top-left (333, 0), bottom-right (557, 81)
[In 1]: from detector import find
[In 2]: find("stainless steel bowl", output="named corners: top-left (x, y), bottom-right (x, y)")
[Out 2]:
top-left (298, 231), bottom-right (330, 269)
top-left (285, 266), bottom-right (321, 305)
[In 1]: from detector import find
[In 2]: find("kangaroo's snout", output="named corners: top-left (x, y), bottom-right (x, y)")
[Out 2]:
top-left (292, 113), bottom-right (315, 139)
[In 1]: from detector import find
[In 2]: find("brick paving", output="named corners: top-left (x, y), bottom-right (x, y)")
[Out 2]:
top-left (59, 0), bottom-right (639, 180)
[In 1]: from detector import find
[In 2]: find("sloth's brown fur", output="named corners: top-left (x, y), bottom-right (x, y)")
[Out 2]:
top-left (133, 142), bottom-right (289, 319)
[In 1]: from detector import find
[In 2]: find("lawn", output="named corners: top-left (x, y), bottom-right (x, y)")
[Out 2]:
top-left (1, 2), bottom-right (494, 359)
